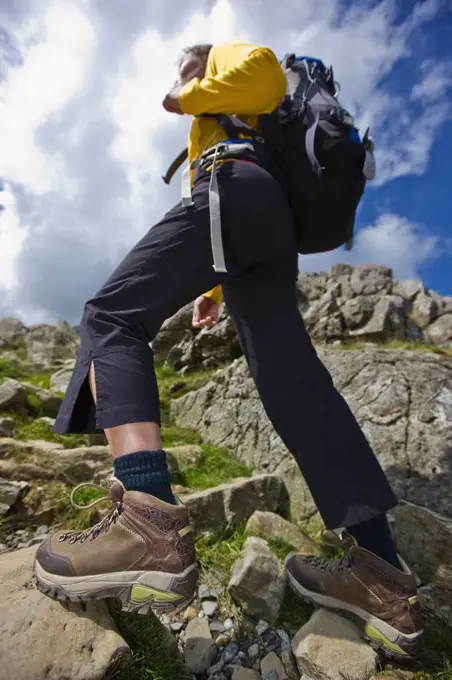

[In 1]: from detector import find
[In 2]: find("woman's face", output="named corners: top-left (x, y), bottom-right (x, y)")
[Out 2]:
top-left (179, 54), bottom-right (207, 85)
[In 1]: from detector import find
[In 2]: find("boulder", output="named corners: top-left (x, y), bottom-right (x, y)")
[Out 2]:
top-left (152, 303), bottom-right (194, 362)
top-left (171, 349), bottom-right (452, 521)
top-left (24, 321), bottom-right (79, 369)
top-left (232, 669), bottom-right (261, 680)
top-left (341, 296), bottom-right (375, 330)
top-left (350, 264), bottom-right (392, 296)
top-left (418, 565), bottom-right (452, 629)
top-left (166, 444), bottom-right (204, 468)
top-left (393, 501), bottom-right (452, 583)
top-left (261, 651), bottom-right (288, 679)
top-left (183, 474), bottom-right (290, 536)
top-left (228, 537), bottom-right (285, 622)
top-left (0, 417), bottom-right (14, 438)
top-left (54, 446), bottom-right (112, 484)
top-left (348, 295), bottom-right (405, 341)
top-left (245, 511), bottom-right (320, 553)
top-left (303, 292), bottom-right (344, 342)
top-left (411, 292), bottom-right (438, 329)
top-left (0, 478), bottom-right (28, 515)
top-left (296, 272), bottom-right (328, 306)
top-left (392, 279), bottom-right (424, 301)
top-left (184, 617), bottom-right (217, 673)
top-left (0, 379), bottom-right (62, 417)
top-left (424, 314), bottom-right (452, 345)
top-left (292, 609), bottom-right (377, 680)
top-left (50, 359), bottom-right (76, 393)
top-left (0, 546), bottom-right (130, 680)
top-left (0, 317), bottom-right (27, 348)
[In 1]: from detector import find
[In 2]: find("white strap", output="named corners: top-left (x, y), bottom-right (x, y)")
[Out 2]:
top-left (209, 145), bottom-right (227, 273)
top-left (181, 165), bottom-right (194, 207)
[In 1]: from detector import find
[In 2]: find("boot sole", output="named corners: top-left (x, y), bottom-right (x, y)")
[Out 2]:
top-left (285, 555), bottom-right (423, 661)
top-left (33, 559), bottom-right (197, 615)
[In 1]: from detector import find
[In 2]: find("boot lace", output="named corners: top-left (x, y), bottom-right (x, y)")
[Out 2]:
top-left (58, 483), bottom-right (123, 545)
top-left (305, 553), bottom-right (353, 575)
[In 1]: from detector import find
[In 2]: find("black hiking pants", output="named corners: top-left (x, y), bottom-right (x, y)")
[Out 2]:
top-left (54, 160), bottom-right (397, 529)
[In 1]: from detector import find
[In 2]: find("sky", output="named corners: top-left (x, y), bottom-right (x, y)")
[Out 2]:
top-left (0, 0), bottom-right (451, 325)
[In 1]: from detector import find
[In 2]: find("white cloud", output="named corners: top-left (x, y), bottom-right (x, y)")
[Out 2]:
top-left (301, 213), bottom-right (439, 280)
top-left (0, 0), bottom-right (450, 322)
top-left (0, 183), bottom-right (28, 288)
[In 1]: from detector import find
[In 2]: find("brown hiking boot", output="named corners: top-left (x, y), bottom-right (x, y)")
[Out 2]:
top-left (285, 541), bottom-right (424, 660)
top-left (33, 478), bottom-right (197, 614)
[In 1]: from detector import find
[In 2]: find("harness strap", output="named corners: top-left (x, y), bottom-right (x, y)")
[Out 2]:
top-left (305, 102), bottom-right (324, 177)
top-left (162, 147), bottom-right (188, 185)
top-left (208, 145), bottom-right (227, 273)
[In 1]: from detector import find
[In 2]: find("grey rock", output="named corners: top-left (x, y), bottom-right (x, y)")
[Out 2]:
top-left (0, 318), bottom-right (27, 347)
top-left (0, 546), bottom-right (130, 680)
top-left (392, 279), bottom-right (424, 300)
top-left (170, 621), bottom-right (184, 633)
top-left (280, 649), bottom-right (299, 680)
top-left (228, 537), bottom-right (285, 622)
top-left (203, 600), bottom-right (218, 617)
top-left (0, 478), bottom-right (28, 516)
top-left (330, 264), bottom-right (353, 277)
top-left (248, 643), bottom-right (260, 657)
top-left (442, 296), bottom-right (452, 315)
top-left (303, 292), bottom-right (343, 341)
top-left (350, 263), bottom-right (392, 295)
top-left (54, 446), bottom-right (113, 484)
top-left (25, 321), bottom-right (79, 369)
top-left (341, 295), bottom-right (375, 329)
top-left (171, 349), bottom-right (452, 521)
top-left (0, 417), bottom-right (14, 438)
top-left (167, 444), bottom-right (204, 468)
top-left (27, 534), bottom-right (49, 547)
top-left (223, 641), bottom-right (240, 663)
top-left (261, 651), bottom-right (288, 679)
top-left (292, 609), bottom-right (377, 680)
top-left (418, 565), bottom-right (452, 628)
top-left (348, 295), bottom-right (405, 341)
top-left (411, 292), bottom-right (438, 329)
top-left (185, 617), bottom-right (217, 673)
top-left (208, 659), bottom-right (225, 674)
top-left (424, 314), bottom-right (452, 345)
top-left (276, 628), bottom-right (291, 650)
top-left (152, 303), bottom-right (194, 362)
top-left (50, 360), bottom-right (75, 394)
top-left (231, 669), bottom-right (261, 680)
top-left (256, 620), bottom-right (270, 636)
top-left (210, 621), bottom-right (226, 634)
top-left (245, 511), bottom-right (320, 554)
top-left (224, 618), bottom-right (234, 630)
top-left (296, 272), bottom-right (328, 305)
top-left (393, 501), bottom-right (452, 583)
top-left (0, 378), bottom-right (62, 417)
top-left (183, 474), bottom-right (290, 536)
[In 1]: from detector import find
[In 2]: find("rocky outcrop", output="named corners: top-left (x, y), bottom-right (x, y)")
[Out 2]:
top-left (150, 264), bottom-right (451, 373)
top-left (245, 511), bottom-right (320, 554)
top-left (171, 348), bottom-right (452, 522)
top-left (24, 321), bottom-right (80, 369)
top-left (0, 379), bottom-right (62, 417)
top-left (0, 546), bottom-right (130, 680)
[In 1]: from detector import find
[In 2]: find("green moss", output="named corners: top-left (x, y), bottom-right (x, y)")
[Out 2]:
top-left (195, 526), bottom-right (247, 585)
top-left (107, 602), bottom-right (190, 680)
top-left (15, 417), bottom-right (88, 449)
top-left (0, 356), bottom-right (52, 388)
top-left (180, 443), bottom-right (251, 491)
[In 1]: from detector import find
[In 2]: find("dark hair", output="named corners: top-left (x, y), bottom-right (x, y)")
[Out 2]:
top-left (178, 43), bottom-right (213, 69)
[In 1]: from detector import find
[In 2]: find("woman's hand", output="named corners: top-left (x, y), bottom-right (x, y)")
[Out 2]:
top-left (162, 81), bottom-right (183, 114)
top-left (192, 295), bottom-right (220, 329)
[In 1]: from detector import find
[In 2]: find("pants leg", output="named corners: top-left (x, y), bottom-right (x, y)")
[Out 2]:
top-left (222, 254), bottom-right (397, 530)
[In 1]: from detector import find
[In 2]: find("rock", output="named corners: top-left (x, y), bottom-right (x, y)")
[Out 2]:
top-left (341, 296), bottom-right (375, 330)
top-left (392, 279), bottom-right (424, 300)
top-left (330, 264), bottom-right (353, 278)
top-left (418, 564), bottom-right (452, 628)
top-left (348, 295), bottom-right (405, 341)
top-left (210, 621), bottom-right (226, 634)
top-left (228, 537), bottom-right (285, 622)
top-left (442, 296), bottom-right (452, 315)
top-left (393, 501), bottom-right (452, 583)
top-left (256, 620), bottom-right (270, 636)
top-left (170, 621), bottom-right (184, 633)
top-left (0, 379), bottom-right (61, 417)
top-left (303, 292), bottom-right (344, 342)
top-left (208, 659), bottom-right (225, 674)
top-left (183, 474), bottom-right (290, 536)
top-left (50, 359), bottom-right (76, 393)
top-left (203, 600), bottom-right (218, 617)
top-left (296, 272), bottom-right (328, 304)
top-left (25, 321), bottom-right (79, 369)
top-left (27, 439), bottom-right (63, 451)
top-left (292, 609), bottom-right (377, 680)
top-left (54, 446), bottom-right (112, 484)
top-left (350, 264), bottom-right (392, 295)
top-left (0, 417), bottom-right (14, 438)
top-left (411, 292), bottom-right (438, 329)
top-left (189, 316), bottom-right (242, 369)
top-left (232, 669), bottom-right (261, 680)
top-left (261, 651), bottom-right (288, 680)
top-left (224, 618), bottom-right (234, 630)
top-left (0, 459), bottom-right (52, 482)
top-left (184, 617), bottom-right (217, 673)
top-left (424, 314), bottom-right (452, 345)
top-left (0, 317), bottom-right (27, 348)
top-left (172, 348), bottom-right (452, 521)
top-left (0, 478), bottom-right (28, 515)
top-left (34, 416), bottom-right (56, 428)
top-left (248, 643), bottom-right (260, 657)
top-left (223, 641), bottom-right (239, 663)
top-left (280, 649), bottom-right (299, 680)
top-left (183, 605), bottom-right (198, 622)
top-left (166, 444), bottom-right (204, 468)
top-left (152, 303), bottom-right (194, 362)
top-left (0, 546), bottom-right (130, 680)
top-left (216, 633), bottom-right (230, 647)
top-left (276, 628), bottom-right (291, 650)
top-left (245, 511), bottom-right (320, 553)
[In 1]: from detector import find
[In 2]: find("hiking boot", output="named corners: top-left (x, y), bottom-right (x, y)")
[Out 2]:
top-left (33, 478), bottom-right (197, 614)
top-left (285, 543), bottom-right (424, 660)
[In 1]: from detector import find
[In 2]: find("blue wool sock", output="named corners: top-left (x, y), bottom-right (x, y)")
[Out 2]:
top-left (347, 513), bottom-right (401, 569)
top-left (113, 449), bottom-right (175, 505)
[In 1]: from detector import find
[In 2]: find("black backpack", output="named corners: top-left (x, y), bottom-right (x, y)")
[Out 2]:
top-left (163, 53), bottom-right (375, 254)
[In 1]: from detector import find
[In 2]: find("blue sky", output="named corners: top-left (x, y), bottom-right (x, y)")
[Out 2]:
top-left (0, 0), bottom-right (451, 323)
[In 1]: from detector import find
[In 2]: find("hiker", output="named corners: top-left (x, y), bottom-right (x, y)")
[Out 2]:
top-left (33, 42), bottom-right (422, 659)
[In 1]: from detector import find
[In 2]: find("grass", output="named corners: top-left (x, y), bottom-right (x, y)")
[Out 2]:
top-left (179, 442), bottom-right (251, 490)
top-left (335, 339), bottom-right (452, 359)
top-left (0, 356), bottom-right (52, 389)
top-left (14, 416), bottom-right (88, 449)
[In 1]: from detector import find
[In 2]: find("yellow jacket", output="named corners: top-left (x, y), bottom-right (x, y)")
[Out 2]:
top-left (179, 42), bottom-right (286, 304)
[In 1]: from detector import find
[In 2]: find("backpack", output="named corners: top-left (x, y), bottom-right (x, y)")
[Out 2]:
top-left (162, 53), bottom-right (376, 254)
